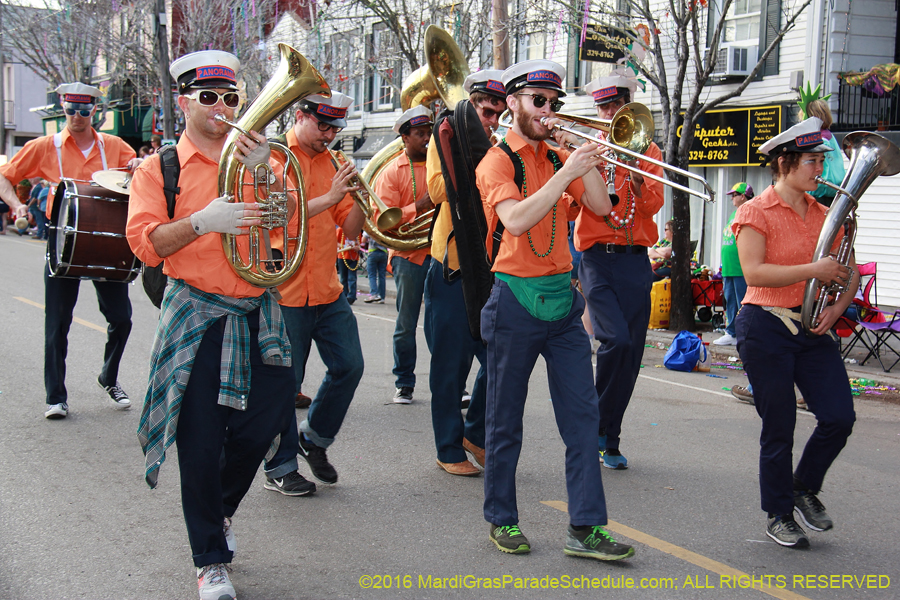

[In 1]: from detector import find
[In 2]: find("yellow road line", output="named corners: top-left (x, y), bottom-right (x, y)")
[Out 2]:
top-left (14, 296), bottom-right (106, 333)
top-left (541, 501), bottom-right (811, 600)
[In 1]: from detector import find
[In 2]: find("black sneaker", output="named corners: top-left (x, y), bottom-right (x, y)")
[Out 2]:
top-left (264, 471), bottom-right (316, 496)
top-left (98, 377), bottom-right (131, 410)
top-left (298, 436), bottom-right (338, 484)
top-left (489, 523), bottom-right (530, 554)
top-left (766, 514), bottom-right (810, 548)
top-left (564, 525), bottom-right (635, 561)
top-left (794, 491), bottom-right (833, 532)
top-left (393, 387), bottom-right (413, 404)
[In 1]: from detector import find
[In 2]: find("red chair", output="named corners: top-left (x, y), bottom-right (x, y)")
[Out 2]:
top-left (834, 262), bottom-right (892, 363)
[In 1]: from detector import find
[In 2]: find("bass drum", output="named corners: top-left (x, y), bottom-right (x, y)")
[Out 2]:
top-left (47, 179), bottom-right (139, 282)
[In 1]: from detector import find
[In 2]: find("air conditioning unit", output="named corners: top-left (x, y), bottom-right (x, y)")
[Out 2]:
top-left (713, 43), bottom-right (758, 77)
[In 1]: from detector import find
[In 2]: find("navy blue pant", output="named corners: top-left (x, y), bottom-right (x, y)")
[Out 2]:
top-left (265, 297), bottom-right (364, 476)
top-left (579, 248), bottom-right (653, 450)
top-left (423, 260), bottom-right (486, 463)
top-left (391, 255), bottom-right (431, 389)
top-left (44, 265), bottom-right (132, 405)
top-left (337, 258), bottom-right (358, 303)
top-left (736, 305), bottom-right (856, 515)
top-left (481, 280), bottom-right (607, 526)
top-left (175, 308), bottom-right (294, 567)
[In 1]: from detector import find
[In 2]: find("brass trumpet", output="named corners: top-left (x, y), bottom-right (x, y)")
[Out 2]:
top-left (328, 149), bottom-right (402, 232)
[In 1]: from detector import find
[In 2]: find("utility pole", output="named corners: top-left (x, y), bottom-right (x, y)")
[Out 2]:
top-left (156, 0), bottom-right (175, 139)
top-left (491, 0), bottom-right (510, 70)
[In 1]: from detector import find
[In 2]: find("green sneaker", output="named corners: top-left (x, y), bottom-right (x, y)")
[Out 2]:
top-left (564, 526), bottom-right (635, 561)
top-left (489, 524), bottom-right (531, 554)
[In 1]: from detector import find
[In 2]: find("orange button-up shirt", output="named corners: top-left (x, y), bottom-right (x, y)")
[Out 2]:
top-left (0, 127), bottom-right (136, 217)
top-left (425, 138), bottom-right (458, 270)
top-left (127, 133), bottom-right (263, 298)
top-left (574, 140), bottom-right (664, 250)
top-left (373, 150), bottom-right (432, 266)
top-left (275, 128), bottom-right (355, 307)
top-left (733, 185), bottom-right (836, 308)
top-left (476, 130), bottom-right (584, 278)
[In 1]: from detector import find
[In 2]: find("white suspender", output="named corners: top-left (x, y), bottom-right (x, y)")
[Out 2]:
top-left (53, 131), bottom-right (108, 180)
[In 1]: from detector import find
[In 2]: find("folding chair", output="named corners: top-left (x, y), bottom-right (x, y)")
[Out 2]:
top-left (855, 308), bottom-right (900, 372)
top-left (832, 262), bottom-right (883, 358)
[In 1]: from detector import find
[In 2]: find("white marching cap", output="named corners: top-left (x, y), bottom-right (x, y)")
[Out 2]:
top-left (759, 117), bottom-right (832, 156)
top-left (393, 105), bottom-right (434, 134)
top-left (501, 60), bottom-right (567, 97)
top-left (464, 70), bottom-right (507, 99)
top-left (56, 82), bottom-right (103, 105)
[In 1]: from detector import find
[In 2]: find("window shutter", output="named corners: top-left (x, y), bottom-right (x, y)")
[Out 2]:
top-left (760, 0), bottom-right (781, 77)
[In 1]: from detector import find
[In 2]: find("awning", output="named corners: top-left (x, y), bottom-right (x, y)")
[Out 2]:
top-left (354, 128), bottom-right (397, 158)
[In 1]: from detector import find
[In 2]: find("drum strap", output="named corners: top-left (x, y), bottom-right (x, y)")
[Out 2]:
top-left (53, 131), bottom-right (108, 181)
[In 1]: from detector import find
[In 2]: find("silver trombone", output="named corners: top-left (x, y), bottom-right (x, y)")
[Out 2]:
top-left (499, 105), bottom-right (716, 203)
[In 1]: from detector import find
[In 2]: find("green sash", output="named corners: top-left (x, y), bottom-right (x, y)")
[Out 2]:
top-left (496, 272), bottom-right (573, 322)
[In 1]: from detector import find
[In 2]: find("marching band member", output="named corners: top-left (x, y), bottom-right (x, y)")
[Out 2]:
top-left (476, 59), bottom-right (633, 561)
top-left (0, 82), bottom-right (139, 419)
top-left (263, 92), bottom-right (365, 492)
top-left (424, 70), bottom-right (507, 476)
top-left (576, 72), bottom-right (665, 469)
top-left (734, 118), bottom-right (858, 548)
top-left (127, 50), bottom-right (293, 600)
top-left (375, 106), bottom-right (434, 404)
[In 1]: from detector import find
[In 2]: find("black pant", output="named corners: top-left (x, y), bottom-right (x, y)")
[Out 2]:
top-left (175, 309), bottom-right (294, 567)
top-left (44, 265), bottom-right (132, 405)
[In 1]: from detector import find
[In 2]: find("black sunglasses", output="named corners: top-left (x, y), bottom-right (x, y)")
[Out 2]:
top-left (316, 121), bottom-right (343, 133)
top-left (186, 90), bottom-right (241, 108)
top-left (518, 92), bottom-right (564, 113)
top-left (65, 108), bottom-right (92, 117)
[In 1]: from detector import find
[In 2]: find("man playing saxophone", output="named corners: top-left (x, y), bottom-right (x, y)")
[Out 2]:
top-left (127, 50), bottom-right (294, 600)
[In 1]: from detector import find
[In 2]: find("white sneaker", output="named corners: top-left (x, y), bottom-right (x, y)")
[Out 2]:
top-left (713, 333), bottom-right (737, 346)
top-left (223, 517), bottom-right (236, 553)
top-left (197, 563), bottom-right (235, 600)
top-left (44, 403), bottom-right (68, 419)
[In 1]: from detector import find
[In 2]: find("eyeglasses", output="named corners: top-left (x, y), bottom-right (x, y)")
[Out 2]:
top-left (517, 93), bottom-right (564, 113)
top-left (476, 105), bottom-right (504, 120)
top-left (185, 90), bottom-right (241, 108)
top-left (64, 108), bottom-right (92, 117)
top-left (316, 121), bottom-right (343, 134)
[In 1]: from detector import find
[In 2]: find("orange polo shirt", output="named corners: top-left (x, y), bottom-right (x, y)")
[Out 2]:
top-left (574, 140), bottom-right (664, 250)
top-left (0, 127), bottom-right (135, 217)
top-left (425, 138), bottom-right (458, 270)
top-left (476, 130), bottom-right (584, 278)
top-left (127, 133), bottom-right (262, 298)
top-left (733, 185), bottom-right (837, 308)
top-left (373, 150), bottom-right (432, 266)
top-left (275, 128), bottom-right (355, 307)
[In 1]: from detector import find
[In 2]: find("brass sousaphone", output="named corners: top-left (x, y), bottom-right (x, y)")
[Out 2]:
top-left (351, 25), bottom-right (469, 251)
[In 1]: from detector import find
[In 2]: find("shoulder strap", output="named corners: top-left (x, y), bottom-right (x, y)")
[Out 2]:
top-left (157, 145), bottom-right (181, 219)
top-left (490, 142), bottom-right (524, 265)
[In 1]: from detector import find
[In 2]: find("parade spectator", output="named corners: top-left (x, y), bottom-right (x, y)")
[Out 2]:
top-left (802, 100), bottom-right (845, 207)
top-left (715, 183), bottom-right (754, 346)
top-left (336, 227), bottom-right (360, 304)
top-left (363, 233), bottom-right (387, 303)
top-left (649, 219), bottom-right (674, 280)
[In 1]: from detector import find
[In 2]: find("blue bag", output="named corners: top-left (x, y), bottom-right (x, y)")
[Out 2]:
top-left (664, 331), bottom-right (704, 372)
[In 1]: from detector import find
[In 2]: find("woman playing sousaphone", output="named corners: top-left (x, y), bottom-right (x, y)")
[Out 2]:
top-left (733, 117), bottom-right (858, 549)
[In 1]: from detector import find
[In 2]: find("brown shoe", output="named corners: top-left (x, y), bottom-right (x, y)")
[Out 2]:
top-left (797, 397), bottom-right (808, 411)
top-left (462, 438), bottom-right (485, 468)
top-left (436, 459), bottom-right (480, 476)
top-left (731, 385), bottom-right (754, 405)
top-left (295, 391), bottom-right (312, 409)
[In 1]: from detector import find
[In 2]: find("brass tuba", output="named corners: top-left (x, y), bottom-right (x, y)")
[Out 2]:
top-left (216, 43), bottom-right (330, 287)
top-left (800, 131), bottom-right (900, 333)
top-left (356, 25), bottom-right (469, 251)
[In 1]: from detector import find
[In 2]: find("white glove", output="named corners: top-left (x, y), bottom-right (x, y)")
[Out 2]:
top-left (236, 133), bottom-right (271, 170)
top-left (190, 196), bottom-right (247, 235)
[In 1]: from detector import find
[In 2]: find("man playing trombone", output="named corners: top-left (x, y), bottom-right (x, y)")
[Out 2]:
top-left (576, 72), bottom-right (665, 470)
top-left (476, 59), bottom-right (634, 561)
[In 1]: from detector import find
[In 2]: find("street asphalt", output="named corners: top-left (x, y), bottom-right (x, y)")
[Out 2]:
top-left (1, 232), bottom-right (898, 600)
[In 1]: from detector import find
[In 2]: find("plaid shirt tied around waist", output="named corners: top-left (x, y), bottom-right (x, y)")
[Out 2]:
top-left (137, 278), bottom-right (291, 488)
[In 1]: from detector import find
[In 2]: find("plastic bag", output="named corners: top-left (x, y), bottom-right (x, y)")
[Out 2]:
top-left (664, 330), bottom-right (703, 372)
top-left (649, 279), bottom-right (671, 329)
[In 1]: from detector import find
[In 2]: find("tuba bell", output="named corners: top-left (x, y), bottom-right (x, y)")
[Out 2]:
top-left (356, 25), bottom-right (469, 251)
top-left (217, 43), bottom-right (330, 287)
top-left (800, 131), bottom-right (900, 333)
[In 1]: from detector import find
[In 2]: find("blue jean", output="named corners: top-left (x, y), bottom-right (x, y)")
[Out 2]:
top-left (29, 204), bottom-right (47, 238)
top-left (736, 304), bottom-right (855, 515)
top-left (44, 265), bottom-right (132, 405)
top-left (723, 275), bottom-right (747, 337)
top-left (265, 297), bottom-right (364, 475)
top-left (337, 258), bottom-right (358, 302)
top-left (424, 260), bottom-right (486, 463)
top-left (391, 255), bottom-right (431, 388)
top-left (579, 248), bottom-right (653, 451)
top-left (176, 309), bottom-right (294, 567)
top-left (481, 280), bottom-right (607, 526)
top-left (367, 250), bottom-right (387, 299)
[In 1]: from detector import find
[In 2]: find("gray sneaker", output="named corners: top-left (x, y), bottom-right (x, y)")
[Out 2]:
top-left (489, 523), bottom-right (531, 554)
top-left (565, 525), bottom-right (635, 561)
top-left (766, 514), bottom-right (809, 548)
top-left (44, 403), bottom-right (68, 419)
top-left (794, 491), bottom-right (833, 531)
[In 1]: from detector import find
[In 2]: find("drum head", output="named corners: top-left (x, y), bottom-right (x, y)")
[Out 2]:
top-left (47, 180), bottom-right (77, 276)
top-left (93, 170), bottom-right (132, 195)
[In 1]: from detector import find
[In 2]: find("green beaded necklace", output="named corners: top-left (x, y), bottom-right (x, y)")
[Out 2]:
top-left (408, 158), bottom-right (417, 203)
top-left (504, 138), bottom-right (563, 258)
